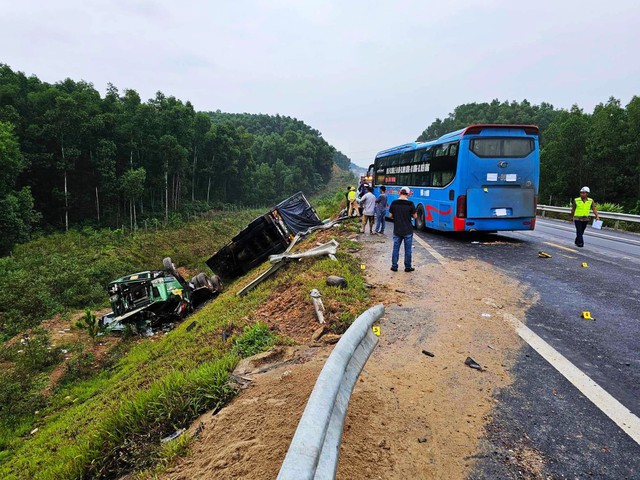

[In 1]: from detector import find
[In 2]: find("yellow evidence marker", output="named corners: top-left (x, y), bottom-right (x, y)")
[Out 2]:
top-left (372, 326), bottom-right (381, 336)
top-left (582, 262), bottom-right (589, 268)
top-left (581, 311), bottom-right (595, 320)
top-left (360, 264), bottom-right (366, 270)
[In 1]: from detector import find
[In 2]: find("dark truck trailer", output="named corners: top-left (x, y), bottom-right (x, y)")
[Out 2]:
top-left (206, 192), bottom-right (321, 281)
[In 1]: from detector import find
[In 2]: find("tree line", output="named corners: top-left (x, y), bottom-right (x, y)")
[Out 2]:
top-left (0, 64), bottom-right (340, 255)
top-left (417, 98), bottom-right (640, 210)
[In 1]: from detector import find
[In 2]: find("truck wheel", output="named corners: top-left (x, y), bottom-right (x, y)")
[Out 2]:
top-left (210, 275), bottom-right (223, 293)
top-left (163, 257), bottom-right (179, 277)
top-left (191, 274), bottom-right (203, 289)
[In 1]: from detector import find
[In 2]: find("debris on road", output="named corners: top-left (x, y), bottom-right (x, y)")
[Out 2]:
top-left (422, 350), bottom-right (435, 357)
top-left (310, 289), bottom-right (325, 324)
top-left (418, 437), bottom-right (428, 443)
top-left (161, 428), bottom-right (186, 443)
top-left (538, 251), bottom-right (552, 258)
top-left (481, 313), bottom-right (492, 318)
top-left (465, 356), bottom-right (484, 371)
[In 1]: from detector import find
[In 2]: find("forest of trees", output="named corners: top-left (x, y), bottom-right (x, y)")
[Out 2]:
top-left (0, 64), bottom-right (340, 255)
top-left (417, 98), bottom-right (640, 211)
top-left (2, 62), bottom-right (639, 256)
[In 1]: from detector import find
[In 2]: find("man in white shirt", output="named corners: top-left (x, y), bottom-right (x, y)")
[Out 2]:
top-left (359, 186), bottom-right (376, 234)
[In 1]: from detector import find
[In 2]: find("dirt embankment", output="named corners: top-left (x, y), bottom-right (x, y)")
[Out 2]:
top-left (161, 230), bottom-right (534, 480)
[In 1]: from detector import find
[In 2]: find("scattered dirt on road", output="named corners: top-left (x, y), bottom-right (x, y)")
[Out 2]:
top-left (160, 231), bottom-right (535, 480)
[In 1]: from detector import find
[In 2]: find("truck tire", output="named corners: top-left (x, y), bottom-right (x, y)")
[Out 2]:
top-left (210, 275), bottom-right (223, 293)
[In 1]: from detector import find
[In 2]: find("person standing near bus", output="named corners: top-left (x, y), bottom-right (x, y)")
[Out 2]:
top-left (570, 186), bottom-right (599, 247)
top-left (347, 187), bottom-right (358, 217)
top-left (389, 187), bottom-right (417, 271)
top-left (359, 186), bottom-right (376, 234)
top-left (374, 185), bottom-right (388, 235)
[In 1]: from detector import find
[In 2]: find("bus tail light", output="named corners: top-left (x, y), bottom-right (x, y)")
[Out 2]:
top-left (456, 195), bottom-right (467, 218)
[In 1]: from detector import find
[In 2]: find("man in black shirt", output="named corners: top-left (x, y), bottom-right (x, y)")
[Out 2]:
top-left (388, 187), bottom-right (417, 272)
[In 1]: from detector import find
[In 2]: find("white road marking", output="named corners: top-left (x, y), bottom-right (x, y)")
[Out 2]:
top-left (504, 313), bottom-right (640, 446)
top-left (413, 234), bottom-right (447, 265)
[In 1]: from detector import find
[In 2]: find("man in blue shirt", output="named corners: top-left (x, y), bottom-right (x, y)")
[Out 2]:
top-left (388, 187), bottom-right (417, 272)
top-left (374, 185), bottom-right (388, 235)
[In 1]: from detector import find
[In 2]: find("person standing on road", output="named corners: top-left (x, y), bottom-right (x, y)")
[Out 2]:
top-left (357, 182), bottom-right (369, 216)
top-left (359, 186), bottom-right (376, 234)
top-left (347, 187), bottom-right (358, 217)
top-left (374, 185), bottom-right (388, 235)
top-left (389, 186), bottom-right (417, 272)
top-left (570, 186), bottom-right (600, 248)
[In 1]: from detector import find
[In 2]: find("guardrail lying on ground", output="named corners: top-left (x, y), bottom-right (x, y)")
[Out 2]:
top-left (277, 304), bottom-right (385, 480)
top-left (537, 205), bottom-right (640, 228)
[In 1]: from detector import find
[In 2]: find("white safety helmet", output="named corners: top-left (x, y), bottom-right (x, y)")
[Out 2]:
top-left (580, 186), bottom-right (590, 193)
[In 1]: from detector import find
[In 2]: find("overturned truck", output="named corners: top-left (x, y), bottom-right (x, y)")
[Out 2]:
top-left (102, 257), bottom-right (222, 331)
top-left (206, 192), bottom-right (322, 281)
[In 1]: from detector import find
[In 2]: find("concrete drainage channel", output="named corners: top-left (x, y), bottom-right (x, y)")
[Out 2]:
top-left (277, 304), bottom-right (385, 480)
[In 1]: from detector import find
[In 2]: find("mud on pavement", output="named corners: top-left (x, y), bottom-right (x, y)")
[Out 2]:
top-left (161, 229), bottom-right (535, 480)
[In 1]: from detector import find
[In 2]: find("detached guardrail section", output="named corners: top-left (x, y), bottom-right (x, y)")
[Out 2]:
top-left (537, 205), bottom-right (640, 228)
top-left (277, 304), bottom-right (385, 480)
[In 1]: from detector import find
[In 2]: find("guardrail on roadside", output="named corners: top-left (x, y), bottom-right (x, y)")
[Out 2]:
top-left (277, 304), bottom-right (385, 480)
top-left (537, 205), bottom-right (640, 228)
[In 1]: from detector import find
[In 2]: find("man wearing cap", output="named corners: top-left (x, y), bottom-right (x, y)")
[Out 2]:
top-left (389, 187), bottom-right (417, 272)
top-left (570, 186), bottom-right (600, 247)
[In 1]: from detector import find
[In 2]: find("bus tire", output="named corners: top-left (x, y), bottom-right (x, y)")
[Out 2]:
top-left (416, 205), bottom-right (426, 231)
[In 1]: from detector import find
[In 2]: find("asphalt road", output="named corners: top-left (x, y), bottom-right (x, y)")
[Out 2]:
top-left (414, 218), bottom-right (640, 479)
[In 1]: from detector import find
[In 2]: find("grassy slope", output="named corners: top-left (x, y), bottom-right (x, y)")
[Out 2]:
top-left (0, 191), bottom-right (370, 479)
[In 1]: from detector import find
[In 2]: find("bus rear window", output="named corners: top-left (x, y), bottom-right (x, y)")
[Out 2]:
top-left (470, 138), bottom-right (534, 158)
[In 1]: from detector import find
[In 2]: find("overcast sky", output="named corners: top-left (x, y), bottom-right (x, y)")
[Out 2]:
top-left (2, 0), bottom-right (639, 167)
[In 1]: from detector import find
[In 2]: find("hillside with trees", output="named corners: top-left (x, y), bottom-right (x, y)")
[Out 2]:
top-left (417, 98), bottom-right (640, 211)
top-left (0, 64), bottom-right (343, 255)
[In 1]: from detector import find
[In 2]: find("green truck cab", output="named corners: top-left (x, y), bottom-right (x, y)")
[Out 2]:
top-left (104, 257), bottom-right (221, 330)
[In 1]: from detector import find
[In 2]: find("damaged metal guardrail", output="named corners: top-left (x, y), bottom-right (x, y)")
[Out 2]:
top-left (537, 205), bottom-right (640, 227)
top-left (237, 218), bottom-right (344, 297)
top-left (277, 304), bottom-right (385, 480)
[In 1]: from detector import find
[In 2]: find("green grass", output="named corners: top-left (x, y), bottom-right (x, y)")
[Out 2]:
top-left (0, 190), bottom-right (371, 479)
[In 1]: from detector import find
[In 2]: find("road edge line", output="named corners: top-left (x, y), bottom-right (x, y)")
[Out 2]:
top-left (414, 234), bottom-right (447, 265)
top-left (503, 313), bottom-right (640, 446)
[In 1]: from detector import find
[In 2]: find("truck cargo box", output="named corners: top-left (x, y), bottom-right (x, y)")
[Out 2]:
top-left (206, 192), bottom-right (321, 280)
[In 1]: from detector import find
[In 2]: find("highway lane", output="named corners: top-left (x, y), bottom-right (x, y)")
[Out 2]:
top-left (533, 217), bottom-right (640, 264)
top-left (414, 219), bottom-right (640, 478)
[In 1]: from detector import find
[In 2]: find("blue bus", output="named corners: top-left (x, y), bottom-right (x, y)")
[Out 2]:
top-left (367, 124), bottom-right (540, 232)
